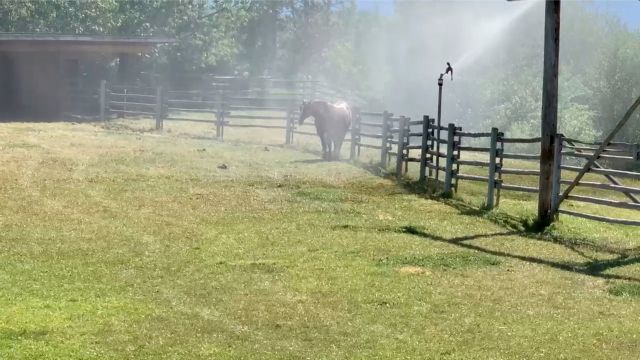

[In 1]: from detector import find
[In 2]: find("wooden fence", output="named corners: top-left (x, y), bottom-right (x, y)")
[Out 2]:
top-left (99, 82), bottom-right (640, 226)
top-left (386, 117), bottom-right (640, 226)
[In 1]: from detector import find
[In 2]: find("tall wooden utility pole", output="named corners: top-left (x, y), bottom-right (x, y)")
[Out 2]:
top-left (538, 0), bottom-right (561, 225)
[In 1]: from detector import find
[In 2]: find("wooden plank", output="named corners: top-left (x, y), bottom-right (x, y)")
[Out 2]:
top-left (560, 180), bottom-right (640, 194)
top-left (167, 99), bottom-right (217, 106)
top-left (558, 209), bottom-right (640, 226)
top-left (457, 131), bottom-right (492, 138)
top-left (359, 143), bottom-right (383, 150)
top-left (566, 195), bottom-right (640, 210)
top-left (499, 184), bottom-right (539, 193)
top-left (502, 153), bottom-right (540, 160)
top-left (455, 173), bottom-right (490, 182)
top-left (111, 109), bottom-right (155, 116)
top-left (168, 108), bottom-right (217, 113)
top-left (562, 151), bottom-right (635, 161)
top-left (563, 137), bottom-right (634, 147)
top-left (560, 165), bottom-right (640, 180)
top-left (359, 132), bottom-right (384, 139)
top-left (458, 146), bottom-right (490, 153)
top-left (359, 121), bottom-right (384, 128)
top-left (564, 138), bottom-right (640, 204)
top-left (563, 144), bottom-right (629, 154)
top-left (165, 117), bottom-right (215, 124)
top-left (293, 130), bottom-right (318, 137)
top-left (426, 163), bottom-right (446, 172)
top-left (228, 105), bottom-right (289, 111)
top-left (457, 159), bottom-right (491, 167)
top-left (556, 94), bottom-right (640, 212)
top-left (501, 137), bottom-right (542, 144)
top-left (500, 168), bottom-right (540, 176)
top-left (226, 124), bottom-right (288, 129)
top-left (109, 100), bottom-right (155, 108)
top-left (110, 92), bottom-right (156, 99)
top-left (226, 114), bottom-right (287, 120)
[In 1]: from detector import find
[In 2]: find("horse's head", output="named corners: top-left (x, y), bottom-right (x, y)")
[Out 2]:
top-left (298, 101), bottom-right (311, 125)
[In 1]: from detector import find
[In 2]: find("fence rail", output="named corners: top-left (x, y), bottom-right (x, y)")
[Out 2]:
top-left (98, 81), bottom-right (640, 226)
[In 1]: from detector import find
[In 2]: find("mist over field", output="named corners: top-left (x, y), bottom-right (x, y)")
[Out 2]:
top-left (2, 0), bottom-right (639, 142)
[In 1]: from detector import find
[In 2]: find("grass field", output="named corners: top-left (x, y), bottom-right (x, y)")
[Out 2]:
top-left (1, 118), bottom-right (639, 359)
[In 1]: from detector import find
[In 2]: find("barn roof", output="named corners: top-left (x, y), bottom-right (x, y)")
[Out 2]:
top-left (0, 33), bottom-right (175, 53)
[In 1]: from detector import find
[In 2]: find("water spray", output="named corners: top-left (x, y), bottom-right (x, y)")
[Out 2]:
top-left (435, 62), bottom-right (452, 181)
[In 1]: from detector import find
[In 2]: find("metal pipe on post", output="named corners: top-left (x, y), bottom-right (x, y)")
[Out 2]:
top-left (435, 74), bottom-right (444, 181)
top-left (443, 123), bottom-right (456, 194)
top-left (538, 0), bottom-right (561, 225)
top-left (396, 116), bottom-right (407, 179)
top-left (486, 127), bottom-right (499, 210)
top-left (99, 80), bottom-right (106, 121)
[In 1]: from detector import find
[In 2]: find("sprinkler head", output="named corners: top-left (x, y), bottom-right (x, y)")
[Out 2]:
top-left (438, 74), bottom-right (444, 86)
top-left (445, 62), bottom-right (453, 81)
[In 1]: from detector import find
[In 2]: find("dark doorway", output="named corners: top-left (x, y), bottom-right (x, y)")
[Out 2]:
top-left (0, 52), bottom-right (18, 119)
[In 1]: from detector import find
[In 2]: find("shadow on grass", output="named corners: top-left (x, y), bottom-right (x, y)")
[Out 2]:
top-left (398, 224), bottom-right (640, 283)
top-left (334, 222), bottom-right (640, 282)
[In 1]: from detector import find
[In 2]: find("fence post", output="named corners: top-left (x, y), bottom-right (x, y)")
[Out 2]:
top-left (495, 131), bottom-right (505, 207)
top-left (454, 126), bottom-right (462, 193)
top-left (443, 123), bottom-right (456, 194)
top-left (395, 116), bottom-right (407, 178)
top-left (486, 127), bottom-right (499, 210)
top-left (419, 115), bottom-right (429, 182)
top-left (99, 80), bottom-right (106, 121)
top-left (155, 86), bottom-right (163, 130)
top-left (285, 108), bottom-right (293, 145)
top-left (123, 88), bottom-right (127, 118)
top-left (428, 118), bottom-right (435, 178)
top-left (380, 111), bottom-right (390, 167)
top-left (404, 117), bottom-right (410, 174)
top-left (551, 133), bottom-right (563, 216)
top-left (350, 108), bottom-right (360, 161)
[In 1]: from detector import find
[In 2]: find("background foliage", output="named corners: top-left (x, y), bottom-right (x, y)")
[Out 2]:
top-left (0, 0), bottom-right (639, 142)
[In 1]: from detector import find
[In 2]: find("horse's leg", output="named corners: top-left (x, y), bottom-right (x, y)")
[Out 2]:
top-left (334, 137), bottom-right (344, 161)
top-left (325, 133), bottom-right (333, 161)
top-left (319, 133), bottom-right (328, 160)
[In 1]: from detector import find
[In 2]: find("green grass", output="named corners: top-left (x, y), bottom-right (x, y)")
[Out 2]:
top-left (0, 119), bottom-right (639, 359)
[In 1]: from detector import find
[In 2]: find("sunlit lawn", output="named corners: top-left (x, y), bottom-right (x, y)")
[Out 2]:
top-left (0, 118), bottom-right (639, 359)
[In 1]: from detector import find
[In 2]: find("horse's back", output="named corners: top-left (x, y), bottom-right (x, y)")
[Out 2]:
top-left (330, 101), bottom-right (352, 128)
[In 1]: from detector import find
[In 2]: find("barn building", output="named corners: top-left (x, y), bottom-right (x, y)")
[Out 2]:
top-left (0, 34), bottom-right (172, 119)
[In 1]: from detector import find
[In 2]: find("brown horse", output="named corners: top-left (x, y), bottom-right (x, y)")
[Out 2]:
top-left (299, 100), bottom-right (352, 161)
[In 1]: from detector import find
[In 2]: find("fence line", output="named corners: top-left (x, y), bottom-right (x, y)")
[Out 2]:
top-left (99, 82), bottom-right (640, 226)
